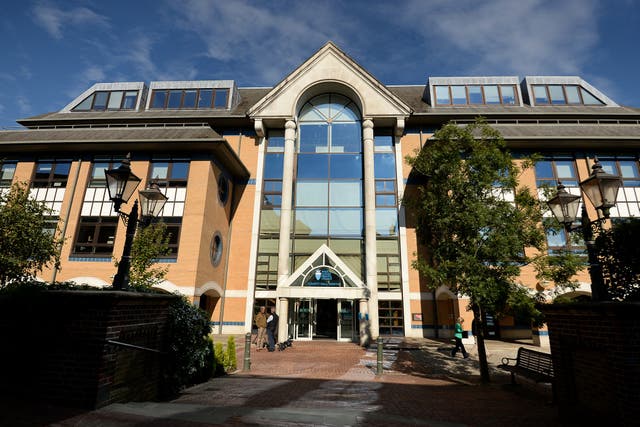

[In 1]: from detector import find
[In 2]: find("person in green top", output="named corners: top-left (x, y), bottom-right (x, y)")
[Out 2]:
top-left (451, 317), bottom-right (469, 358)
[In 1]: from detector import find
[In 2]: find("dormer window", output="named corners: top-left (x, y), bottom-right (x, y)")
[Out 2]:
top-left (150, 88), bottom-right (229, 109)
top-left (72, 90), bottom-right (138, 111)
top-left (531, 84), bottom-right (604, 105)
top-left (434, 84), bottom-right (518, 106)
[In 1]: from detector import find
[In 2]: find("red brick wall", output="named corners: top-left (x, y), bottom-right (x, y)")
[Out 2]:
top-left (0, 290), bottom-right (177, 408)
top-left (544, 303), bottom-right (640, 425)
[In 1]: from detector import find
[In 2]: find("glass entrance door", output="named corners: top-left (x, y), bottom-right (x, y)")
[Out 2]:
top-left (338, 300), bottom-right (355, 341)
top-left (293, 299), bottom-right (312, 339)
top-left (291, 298), bottom-right (356, 341)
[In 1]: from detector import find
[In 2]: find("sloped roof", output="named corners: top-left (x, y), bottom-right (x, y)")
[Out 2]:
top-left (0, 126), bottom-right (250, 179)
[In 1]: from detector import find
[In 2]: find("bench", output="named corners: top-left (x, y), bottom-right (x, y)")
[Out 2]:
top-left (499, 347), bottom-right (554, 386)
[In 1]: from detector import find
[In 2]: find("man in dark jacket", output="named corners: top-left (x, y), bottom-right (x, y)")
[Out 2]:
top-left (266, 307), bottom-right (279, 352)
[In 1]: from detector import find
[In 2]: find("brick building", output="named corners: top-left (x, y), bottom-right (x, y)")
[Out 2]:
top-left (1, 42), bottom-right (639, 345)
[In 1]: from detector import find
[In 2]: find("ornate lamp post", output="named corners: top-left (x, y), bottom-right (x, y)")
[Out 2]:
top-left (546, 157), bottom-right (623, 301)
top-left (105, 154), bottom-right (168, 290)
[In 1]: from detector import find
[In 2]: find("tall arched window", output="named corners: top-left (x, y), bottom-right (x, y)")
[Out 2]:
top-left (292, 94), bottom-right (364, 277)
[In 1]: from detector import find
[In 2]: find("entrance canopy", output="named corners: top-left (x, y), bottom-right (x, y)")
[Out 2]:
top-left (278, 244), bottom-right (369, 300)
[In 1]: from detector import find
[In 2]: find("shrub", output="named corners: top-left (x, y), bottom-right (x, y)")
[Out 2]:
top-left (225, 336), bottom-right (237, 372)
top-left (214, 342), bottom-right (226, 376)
top-left (161, 295), bottom-right (212, 398)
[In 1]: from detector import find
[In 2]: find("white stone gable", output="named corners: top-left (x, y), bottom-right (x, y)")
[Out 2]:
top-left (248, 42), bottom-right (411, 120)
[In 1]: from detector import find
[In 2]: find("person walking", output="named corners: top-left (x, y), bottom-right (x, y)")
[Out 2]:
top-left (254, 306), bottom-right (267, 351)
top-left (266, 307), bottom-right (279, 352)
top-left (451, 317), bottom-right (469, 358)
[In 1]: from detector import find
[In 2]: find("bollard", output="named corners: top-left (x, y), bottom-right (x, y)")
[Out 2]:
top-left (376, 338), bottom-right (383, 375)
top-left (243, 332), bottom-right (251, 371)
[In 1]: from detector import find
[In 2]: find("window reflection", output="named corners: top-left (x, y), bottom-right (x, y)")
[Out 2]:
top-left (330, 154), bottom-right (362, 179)
top-left (374, 153), bottom-right (396, 178)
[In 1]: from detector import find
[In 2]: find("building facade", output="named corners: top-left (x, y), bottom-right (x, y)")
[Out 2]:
top-left (2, 42), bottom-right (639, 345)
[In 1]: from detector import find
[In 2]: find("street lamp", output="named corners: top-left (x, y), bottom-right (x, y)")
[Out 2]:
top-left (546, 157), bottom-right (623, 301)
top-left (105, 154), bottom-right (168, 290)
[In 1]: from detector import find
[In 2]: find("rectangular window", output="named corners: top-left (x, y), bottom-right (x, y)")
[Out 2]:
top-left (267, 131), bottom-right (285, 153)
top-left (329, 208), bottom-right (362, 236)
top-left (162, 217), bottom-right (182, 257)
top-left (73, 216), bottom-right (117, 255)
top-left (123, 91), bottom-right (138, 109)
top-left (329, 154), bottom-right (362, 179)
top-left (198, 89), bottom-right (213, 108)
top-left (374, 153), bottom-right (396, 178)
top-left (93, 92), bottom-right (108, 110)
top-left (451, 86), bottom-right (467, 104)
top-left (374, 131), bottom-right (394, 152)
top-left (89, 160), bottom-right (114, 188)
top-left (256, 237), bottom-right (279, 290)
top-left (565, 86), bottom-right (581, 104)
top-left (329, 181), bottom-right (362, 207)
top-left (434, 86), bottom-right (450, 105)
top-left (377, 254), bottom-right (401, 291)
top-left (296, 181), bottom-right (329, 207)
top-left (294, 209), bottom-right (328, 236)
top-left (182, 90), bottom-right (197, 108)
top-left (331, 122), bottom-right (361, 153)
top-left (107, 91), bottom-right (124, 109)
top-left (599, 158), bottom-right (640, 187)
top-left (167, 90), bottom-right (182, 109)
top-left (484, 85), bottom-right (500, 104)
top-left (379, 300), bottom-right (403, 336)
top-left (151, 90), bottom-right (167, 109)
top-left (468, 86), bottom-right (483, 104)
top-left (214, 89), bottom-right (229, 108)
top-left (150, 160), bottom-right (189, 187)
top-left (500, 85), bottom-right (516, 104)
top-left (533, 85), bottom-right (549, 104)
top-left (535, 158), bottom-right (578, 187)
top-left (0, 161), bottom-right (16, 187)
top-left (299, 123), bottom-right (329, 153)
top-left (376, 209), bottom-right (398, 236)
top-left (548, 85), bottom-right (566, 104)
top-left (264, 153), bottom-right (285, 179)
top-left (32, 159), bottom-right (71, 188)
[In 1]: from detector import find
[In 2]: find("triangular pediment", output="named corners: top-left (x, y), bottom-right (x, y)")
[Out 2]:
top-left (281, 244), bottom-right (364, 289)
top-left (248, 42), bottom-right (411, 123)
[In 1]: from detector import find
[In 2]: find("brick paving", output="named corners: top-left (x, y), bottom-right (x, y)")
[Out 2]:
top-left (3, 337), bottom-right (564, 426)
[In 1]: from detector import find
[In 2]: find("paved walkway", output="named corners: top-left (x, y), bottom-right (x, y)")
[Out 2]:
top-left (3, 337), bottom-right (563, 426)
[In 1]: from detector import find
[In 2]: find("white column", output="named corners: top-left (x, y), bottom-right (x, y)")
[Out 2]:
top-left (277, 120), bottom-right (296, 342)
top-left (363, 119), bottom-right (379, 339)
top-left (277, 120), bottom-right (296, 285)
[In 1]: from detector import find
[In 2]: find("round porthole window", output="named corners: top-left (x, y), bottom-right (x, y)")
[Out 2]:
top-left (210, 232), bottom-right (223, 266)
top-left (218, 175), bottom-right (229, 205)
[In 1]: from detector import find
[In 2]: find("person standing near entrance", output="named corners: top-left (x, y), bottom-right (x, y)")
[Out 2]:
top-left (254, 306), bottom-right (267, 351)
top-left (451, 317), bottom-right (469, 359)
top-left (266, 307), bottom-right (279, 352)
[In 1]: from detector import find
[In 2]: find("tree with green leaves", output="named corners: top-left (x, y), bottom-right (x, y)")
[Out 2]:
top-left (116, 221), bottom-right (171, 289)
top-left (405, 118), bottom-right (551, 383)
top-left (0, 182), bottom-right (62, 287)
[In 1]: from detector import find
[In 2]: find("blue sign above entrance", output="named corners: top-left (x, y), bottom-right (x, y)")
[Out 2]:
top-left (305, 267), bottom-right (342, 287)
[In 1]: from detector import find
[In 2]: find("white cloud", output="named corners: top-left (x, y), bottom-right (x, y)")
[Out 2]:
top-left (31, 1), bottom-right (110, 40)
top-left (168, 0), bottom-right (340, 84)
top-left (400, 0), bottom-right (599, 76)
top-left (17, 96), bottom-right (31, 115)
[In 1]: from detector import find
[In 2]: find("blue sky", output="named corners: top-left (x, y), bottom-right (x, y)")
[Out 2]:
top-left (1, 0), bottom-right (639, 129)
